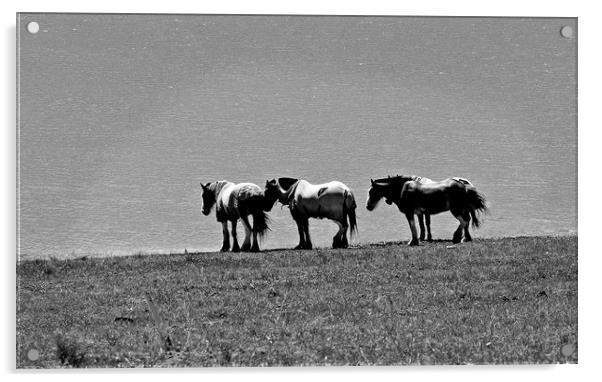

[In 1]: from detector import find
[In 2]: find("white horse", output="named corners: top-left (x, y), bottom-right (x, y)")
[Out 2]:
top-left (264, 178), bottom-right (357, 249)
top-left (201, 180), bottom-right (272, 252)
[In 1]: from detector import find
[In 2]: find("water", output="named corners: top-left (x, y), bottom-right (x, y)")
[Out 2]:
top-left (17, 15), bottom-right (577, 259)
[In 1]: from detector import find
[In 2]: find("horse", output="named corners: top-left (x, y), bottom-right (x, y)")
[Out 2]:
top-left (365, 175), bottom-right (487, 246)
top-left (200, 180), bottom-right (273, 252)
top-left (383, 175), bottom-right (474, 242)
top-left (264, 178), bottom-right (357, 249)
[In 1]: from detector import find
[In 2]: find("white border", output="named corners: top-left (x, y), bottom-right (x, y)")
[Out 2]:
top-left (2, 0), bottom-right (588, 17)
top-left (3, 1), bottom-right (600, 381)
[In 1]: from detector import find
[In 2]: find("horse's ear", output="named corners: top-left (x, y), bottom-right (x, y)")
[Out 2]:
top-left (201, 182), bottom-right (209, 190)
top-left (370, 178), bottom-right (375, 186)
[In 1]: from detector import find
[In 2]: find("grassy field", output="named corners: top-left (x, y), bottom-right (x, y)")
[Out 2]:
top-left (16, 236), bottom-right (577, 368)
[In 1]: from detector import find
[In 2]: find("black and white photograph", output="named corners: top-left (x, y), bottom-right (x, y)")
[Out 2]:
top-left (15, 12), bottom-right (577, 368)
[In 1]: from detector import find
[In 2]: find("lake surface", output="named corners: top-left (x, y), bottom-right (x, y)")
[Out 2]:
top-left (17, 15), bottom-right (577, 259)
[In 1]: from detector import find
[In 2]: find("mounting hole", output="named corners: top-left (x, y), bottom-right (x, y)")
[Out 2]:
top-left (560, 25), bottom-right (574, 39)
top-left (27, 348), bottom-right (40, 361)
top-left (27, 21), bottom-right (40, 34)
top-left (561, 343), bottom-right (575, 357)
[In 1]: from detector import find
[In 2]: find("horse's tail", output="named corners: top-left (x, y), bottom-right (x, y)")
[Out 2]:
top-left (253, 210), bottom-right (271, 241)
top-left (244, 191), bottom-right (271, 241)
top-left (343, 190), bottom-right (358, 239)
top-left (348, 207), bottom-right (358, 239)
top-left (466, 186), bottom-right (488, 228)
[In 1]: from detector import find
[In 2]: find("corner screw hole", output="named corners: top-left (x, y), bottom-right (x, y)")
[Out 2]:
top-left (27, 21), bottom-right (40, 34)
top-left (560, 25), bottom-right (574, 39)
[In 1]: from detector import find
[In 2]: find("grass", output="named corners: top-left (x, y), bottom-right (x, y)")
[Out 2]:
top-left (16, 236), bottom-right (577, 368)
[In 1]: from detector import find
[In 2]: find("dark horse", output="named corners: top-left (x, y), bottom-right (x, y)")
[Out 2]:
top-left (201, 180), bottom-right (274, 252)
top-left (366, 175), bottom-right (487, 246)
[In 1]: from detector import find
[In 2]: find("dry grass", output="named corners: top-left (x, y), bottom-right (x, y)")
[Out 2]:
top-left (16, 236), bottom-right (577, 368)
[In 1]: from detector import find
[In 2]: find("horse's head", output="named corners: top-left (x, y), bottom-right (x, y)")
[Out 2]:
top-left (263, 179), bottom-right (280, 211)
top-left (265, 177), bottom-right (298, 205)
top-left (366, 178), bottom-right (395, 211)
top-left (264, 179), bottom-right (281, 205)
top-left (277, 177), bottom-right (299, 191)
top-left (200, 182), bottom-right (216, 216)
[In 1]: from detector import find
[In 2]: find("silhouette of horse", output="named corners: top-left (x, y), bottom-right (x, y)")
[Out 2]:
top-left (264, 178), bottom-right (357, 249)
top-left (201, 180), bottom-right (273, 252)
top-left (366, 175), bottom-right (487, 246)
top-left (383, 175), bottom-right (474, 242)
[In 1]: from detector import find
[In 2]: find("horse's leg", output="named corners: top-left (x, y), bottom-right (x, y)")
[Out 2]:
top-left (220, 221), bottom-right (230, 252)
top-left (332, 221), bottom-right (344, 249)
top-left (303, 220), bottom-right (313, 249)
top-left (405, 213), bottom-right (420, 246)
top-left (230, 219), bottom-right (240, 252)
top-left (240, 215), bottom-right (252, 251)
top-left (463, 210), bottom-right (472, 242)
top-left (250, 215), bottom-right (260, 252)
top-left (294, 218), bottom-right (306, 250)
top-left (418, 213), bottom-right (425, 241)
top-left (425, 214), bottom-right (433, 242)
top-left (451, 210), bottom-right (466, 244)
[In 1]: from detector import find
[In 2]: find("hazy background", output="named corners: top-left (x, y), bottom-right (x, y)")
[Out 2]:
top-left (17, 14), bottom-right (576, 259)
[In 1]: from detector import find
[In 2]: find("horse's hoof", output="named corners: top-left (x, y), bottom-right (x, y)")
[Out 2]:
top-left (427, 236), bottom-right (433, 242)
top-left (220, 247), bottom-right (229, 252)
top-left (231, 245), bottom-right (240, 252)
top-left (407, 240), bottom-right (419, 246)
top-left (294, 244), bottom-right (303, 250)
top-left (241, 243), bottom-right (251, 251)
top-left (333, 241), bottom-right (348, 249)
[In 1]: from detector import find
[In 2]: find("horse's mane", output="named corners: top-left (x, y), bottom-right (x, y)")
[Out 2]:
top-left (452, 177), bottom-right (473, 186)
top-left (277, 177), bottom-right (299, 191)
top-left (373, 174), bottom-right (417, 185)
top-left (208, 180), bottom-right (231, 196)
